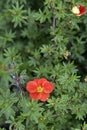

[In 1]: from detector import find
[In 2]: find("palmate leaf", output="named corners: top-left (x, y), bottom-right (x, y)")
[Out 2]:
top-left (0, 30), bottom-right (15, 45)
top-left (0, 89), bottom-right (18, 119)
top-left (9, 1), bottom-right (27, 27)
top-left (3, 47), bottom-right (21, 65)
top-left (0, 72), bottom-right (12, 88)
top-left (0, 61), bottom-right (12, 87)
top-left (7, 0), bottom-right (27, 4)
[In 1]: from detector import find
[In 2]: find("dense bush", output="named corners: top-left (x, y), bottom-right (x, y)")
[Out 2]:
top-left (0, 0), bottom-right (87, 130)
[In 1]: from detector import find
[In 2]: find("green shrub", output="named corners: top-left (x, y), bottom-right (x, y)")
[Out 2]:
top-left (0, 0), bottom-right (87, 130)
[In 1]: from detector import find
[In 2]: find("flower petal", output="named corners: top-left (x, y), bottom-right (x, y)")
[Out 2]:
top-left (34, 78), bottom-right (47, 86)
top-left (43, 82), bottom-right (54, 93)
top-left (29, 92), bottom-right (41, 100)
top-left (71, 6), bottom-right (80, 14)
top-left (40, 93), bottom-right (50, 101)
top-left (26, 81), bottom-right (37, 93)
top-left (79, 5), bottom-right (86, 15)
top-left (29, 92), bottom-right (50, 102)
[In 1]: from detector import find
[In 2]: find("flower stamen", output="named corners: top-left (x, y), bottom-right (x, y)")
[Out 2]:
top-left (37, 86), bottom-right (43, 92)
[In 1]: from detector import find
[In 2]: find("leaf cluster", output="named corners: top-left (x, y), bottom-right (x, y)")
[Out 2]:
top-left (0, 0), bottom-right (87, 130)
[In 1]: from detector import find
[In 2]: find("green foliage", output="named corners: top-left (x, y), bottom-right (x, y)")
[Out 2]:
top-left (0, 0), bottom-right (87, 130)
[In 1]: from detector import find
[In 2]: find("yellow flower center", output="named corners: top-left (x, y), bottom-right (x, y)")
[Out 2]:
top-left (37, 86), bottom-right (43, 92)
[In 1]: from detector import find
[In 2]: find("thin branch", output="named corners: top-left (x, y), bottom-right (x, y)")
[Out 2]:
top-left (50, 1), bottom-right (57, 46)
top-left (50, 1), bottom-right (56, 29)
top-left (52, 14), bottom-right (56, 29)
top-left (11, 74), bottom-right (23, 96)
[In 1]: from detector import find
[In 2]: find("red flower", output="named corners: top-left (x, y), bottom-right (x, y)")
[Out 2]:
top-left (26, 78), bottom-right (54, 102)
top-left (72, 5), bottom-right (86, 16)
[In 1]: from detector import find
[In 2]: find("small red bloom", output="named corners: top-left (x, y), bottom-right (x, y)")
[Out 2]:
top-left (26, 78), bottom-right (54, 102)
top-left (72, 5), bottom-right (86, 16)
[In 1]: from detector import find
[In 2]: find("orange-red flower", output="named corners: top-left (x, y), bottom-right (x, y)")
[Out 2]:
top-left (71, 5), bottom-right (86, 16)
top-left (26, 78), bottom-right (54, 102)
